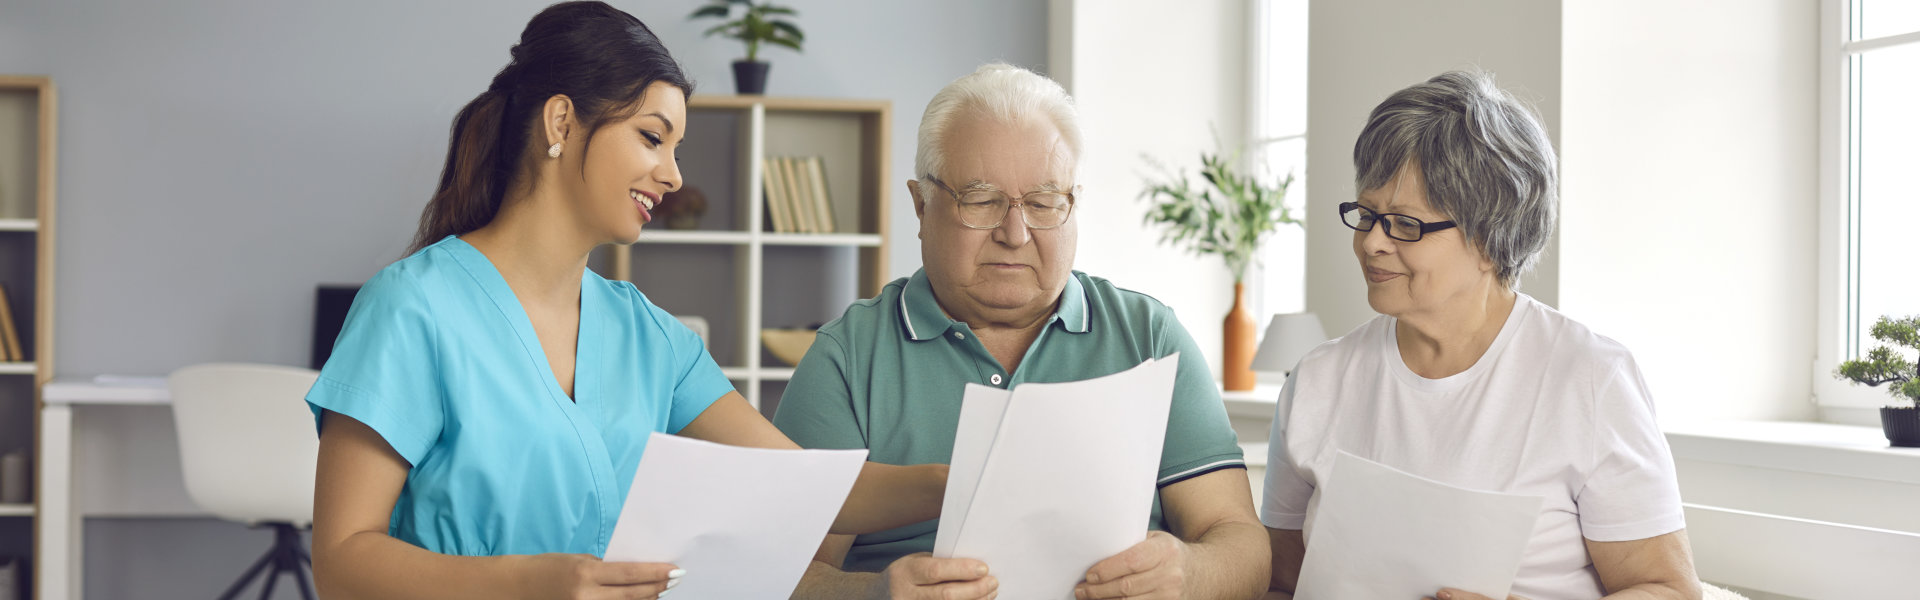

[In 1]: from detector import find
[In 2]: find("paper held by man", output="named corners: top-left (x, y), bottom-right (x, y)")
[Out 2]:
top-left (934, 354), bottom-right (1182, 599)
top-left (1295, 451), bottom-right (1546, 600)
top-left (605, 432), bottom-right (868, 598)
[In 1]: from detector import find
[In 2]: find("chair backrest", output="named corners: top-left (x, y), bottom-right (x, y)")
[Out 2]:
top-left (677, 315), bottom-right (710, 352)
top-left (168, 363), bottom-right (321, 526)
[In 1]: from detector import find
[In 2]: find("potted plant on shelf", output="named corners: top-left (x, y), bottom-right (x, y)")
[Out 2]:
top-left (689, 0), bottom-right (804, 95)
top-left (1833, 314), bottom-right (1920, 447)
top-left (1140, 146), bottom-right (1299, 391)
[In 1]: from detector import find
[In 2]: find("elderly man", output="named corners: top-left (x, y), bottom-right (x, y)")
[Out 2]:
top-left (773, 63), bottom-right (1270, 600)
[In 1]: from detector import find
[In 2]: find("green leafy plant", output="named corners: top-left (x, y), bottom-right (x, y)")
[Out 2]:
top-left (1139, 147), bottom-right (1299, 282)
top-left (689, 0), bottom-right (804, 63)
top-left (1834, 315), bottom-right (1920, 406)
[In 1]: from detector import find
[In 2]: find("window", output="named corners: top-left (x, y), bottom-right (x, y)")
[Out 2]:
top-left (1252, 0), bottom-right (1309, 317)
top-left (1817, 0), bottom-right (1920, 409)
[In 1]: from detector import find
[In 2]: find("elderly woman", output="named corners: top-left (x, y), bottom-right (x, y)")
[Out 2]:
top-left (1261, 71), bottom-right (1701, 600)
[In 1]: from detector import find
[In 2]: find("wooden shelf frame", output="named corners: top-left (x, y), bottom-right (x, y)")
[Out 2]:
top-left (0, 73), bottom-right (57, 600)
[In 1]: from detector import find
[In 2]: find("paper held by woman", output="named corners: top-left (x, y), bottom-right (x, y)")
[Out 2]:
top-left (1295, 451), bottom-right (1544, 600)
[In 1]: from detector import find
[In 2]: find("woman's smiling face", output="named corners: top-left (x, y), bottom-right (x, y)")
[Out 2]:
top-left (564, 81), bottom-right (687, 245)
top-left (1352, 161), bottom-right (1497, 320)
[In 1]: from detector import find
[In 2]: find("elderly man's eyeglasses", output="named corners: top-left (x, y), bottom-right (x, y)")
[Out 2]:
top-left (924, 176), bottom-right (1076, 230)
top-left (1338, 202), bottom-right (1457, 242)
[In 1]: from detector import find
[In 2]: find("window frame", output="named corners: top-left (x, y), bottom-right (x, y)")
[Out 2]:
top-left (1813, 0), bottom-right (1920, 411)
top-left (1249, 0), bottom-right (1310, 321)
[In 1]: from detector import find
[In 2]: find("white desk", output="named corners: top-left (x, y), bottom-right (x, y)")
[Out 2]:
top-left (38, 380), bottom-right (201, 600)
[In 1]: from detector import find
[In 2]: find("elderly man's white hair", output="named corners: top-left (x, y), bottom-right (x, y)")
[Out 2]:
top-left (914, 63), bottom-right (1084, 188)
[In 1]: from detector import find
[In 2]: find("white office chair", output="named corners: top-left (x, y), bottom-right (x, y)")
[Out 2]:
top-left (169, 363), bottom-right (321, 600)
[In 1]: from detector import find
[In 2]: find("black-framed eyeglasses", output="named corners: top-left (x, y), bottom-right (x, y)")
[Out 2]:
top-left (924, 175), bottom-right (1077, 230)
top-left (1338, 201), bottom-right (1457, 242)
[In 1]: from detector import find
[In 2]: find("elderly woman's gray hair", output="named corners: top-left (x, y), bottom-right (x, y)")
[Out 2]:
top-left (1354, 70), bottom-right (1557, 287)
top-left (915, 63), bottom-right (1084, 186)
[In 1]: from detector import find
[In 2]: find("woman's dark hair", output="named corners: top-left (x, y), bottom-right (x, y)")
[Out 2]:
top-left (410, 0), bottom-right (694, 254)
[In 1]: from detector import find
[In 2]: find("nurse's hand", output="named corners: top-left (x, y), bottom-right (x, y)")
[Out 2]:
top-left (522, 553), bottom-right (682, 600)
top-left (871, 552), bottom-right (998, 600)
top-left (1428, 589), bottom-right (1531, 600)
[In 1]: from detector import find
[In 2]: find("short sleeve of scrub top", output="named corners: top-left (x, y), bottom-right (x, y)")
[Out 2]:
top-left (305, 235), bottom-right (735, 556)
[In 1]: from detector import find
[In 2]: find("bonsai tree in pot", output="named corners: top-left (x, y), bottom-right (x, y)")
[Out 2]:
top-left (1834, 314), bottom-right (1920, 447)
top-left (690, 0), bottom-right (804, 95)
top-left (1140, 146), bottom-right (1299, 391)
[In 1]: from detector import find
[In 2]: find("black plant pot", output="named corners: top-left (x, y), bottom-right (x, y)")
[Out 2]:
top-left (1882, 406), bottom-right (1920, 447)
top-left (732, 60), bottom-right (770, 95)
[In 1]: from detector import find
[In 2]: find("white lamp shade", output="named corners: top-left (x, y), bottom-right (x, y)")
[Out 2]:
top-left (1249, 312), bottom-right (1329, 374)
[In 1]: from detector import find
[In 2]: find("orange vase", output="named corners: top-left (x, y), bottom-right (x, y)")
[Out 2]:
top-left (1223, 282), bottom-right (1257, 391)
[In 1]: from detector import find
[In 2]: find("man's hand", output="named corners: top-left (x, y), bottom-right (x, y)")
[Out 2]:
top-left (871, 552), bottom-right (998, 600)
top-left (1074, 531), bottom-right (1191, 599)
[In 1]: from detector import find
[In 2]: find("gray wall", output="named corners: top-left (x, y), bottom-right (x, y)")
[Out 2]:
top-left (0, 0), bottom-right (1044, 597)
top-left (1304, 0), bottom-right (1562, 338)
top-left (0, 0), bottom-right (1045, 377)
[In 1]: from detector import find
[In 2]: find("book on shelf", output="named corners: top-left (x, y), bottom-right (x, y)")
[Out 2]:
top-left (779, 156), bottom-right (813, 233)
top-left (0, 283), bottom-right (22, 362)
top-left (787, 155), bottom-right (817, 233)
top-left (760, 155), bottom-right (842, 235)
top-left (762, 157), bottom-right (793, 233)
top-left (789, 156), bottom-right (820, 233)
top-left (805, 156), bottom-right (837, 234)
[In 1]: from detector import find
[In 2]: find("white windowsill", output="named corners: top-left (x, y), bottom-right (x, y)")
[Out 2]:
top-left (1663, 420), bottom-right (1920, 485)
top-left (1222, 382), bottom-right (1920, 485)
top-left (1219, 383), bottom-right (1284, 419)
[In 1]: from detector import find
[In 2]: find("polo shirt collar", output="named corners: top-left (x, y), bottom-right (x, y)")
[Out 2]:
top-left (898, 268), bottom-right (1091, 341)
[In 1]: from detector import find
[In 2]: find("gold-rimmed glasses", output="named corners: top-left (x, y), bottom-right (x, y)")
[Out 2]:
top-left (923, 175), bottom-right (1077, 230)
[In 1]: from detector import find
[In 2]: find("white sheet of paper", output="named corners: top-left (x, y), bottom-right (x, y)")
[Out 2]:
top-left (933, 354), bottom-right (1180, 599)
top-left (604, 432), bottom-right (867, 598)
top-left (1295, 451), bottom-right (1544, 600)
top-left (931, 382), bottom-right (1012, 558)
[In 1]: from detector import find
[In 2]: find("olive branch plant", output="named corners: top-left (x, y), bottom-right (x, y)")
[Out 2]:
top-left (1139, 142), bottom-right (1301, 283)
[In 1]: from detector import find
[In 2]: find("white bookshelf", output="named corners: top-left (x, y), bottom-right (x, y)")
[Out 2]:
top-left (0, 362), bottom-right (33, 375)
top-left (0, 218), bottom-right (35, 231)
top-left (763, 232), bottom-right (883, 247)
top-left (605, 96), bottom-right (890, 412)
top-left (633, 230), bottom-right (754, 245)
top-left (0, 503), bottom-right (32, 517)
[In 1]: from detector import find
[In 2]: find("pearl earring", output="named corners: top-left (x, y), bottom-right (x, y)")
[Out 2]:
top-left (548, 143), bottom-right (563, 158)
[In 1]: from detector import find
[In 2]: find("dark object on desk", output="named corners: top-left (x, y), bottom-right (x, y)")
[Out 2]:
top-left (312, 285), bottom-right (361, 370)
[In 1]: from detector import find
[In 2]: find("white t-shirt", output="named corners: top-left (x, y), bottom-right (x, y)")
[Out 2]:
top-left (1261, 294), bottom-right (1684, 600)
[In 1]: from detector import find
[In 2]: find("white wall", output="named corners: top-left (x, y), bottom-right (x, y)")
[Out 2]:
top-left (1560, 0), bottom-right (1820, 423)
top-left (1304, 0), bottom-right (1563, 339)
top-left (1303, 0), bottom-right (1819, 423)
top-left (1055, 0), bottom-right (1250, 374)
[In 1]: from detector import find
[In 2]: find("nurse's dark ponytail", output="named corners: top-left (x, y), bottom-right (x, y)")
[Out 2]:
top-left (409, 1), bottom-right (695, 255)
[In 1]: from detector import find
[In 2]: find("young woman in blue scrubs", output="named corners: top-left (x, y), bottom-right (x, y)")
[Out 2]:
top-left (306, 3), bottom-right (948, 598)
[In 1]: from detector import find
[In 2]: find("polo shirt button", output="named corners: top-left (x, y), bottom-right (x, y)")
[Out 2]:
top-left (953, 332), bottom-right (965, 340)
top-left (990, 374), bottom-right (1003, 385)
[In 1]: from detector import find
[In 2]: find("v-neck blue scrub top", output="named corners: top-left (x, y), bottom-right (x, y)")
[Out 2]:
top-left (305, 236), bottom-right (734, 557)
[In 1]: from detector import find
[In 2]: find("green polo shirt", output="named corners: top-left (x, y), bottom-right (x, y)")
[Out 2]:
top-left (773, 268), bottom-right (1245, 573)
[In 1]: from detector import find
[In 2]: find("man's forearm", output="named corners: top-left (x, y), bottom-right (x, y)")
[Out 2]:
top-left (791, 560), bottom-right (881, 600)
top-left (1182, 520), bottom-right (1273, 600)
top-left (831, 462), bottom-right (945, 535)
